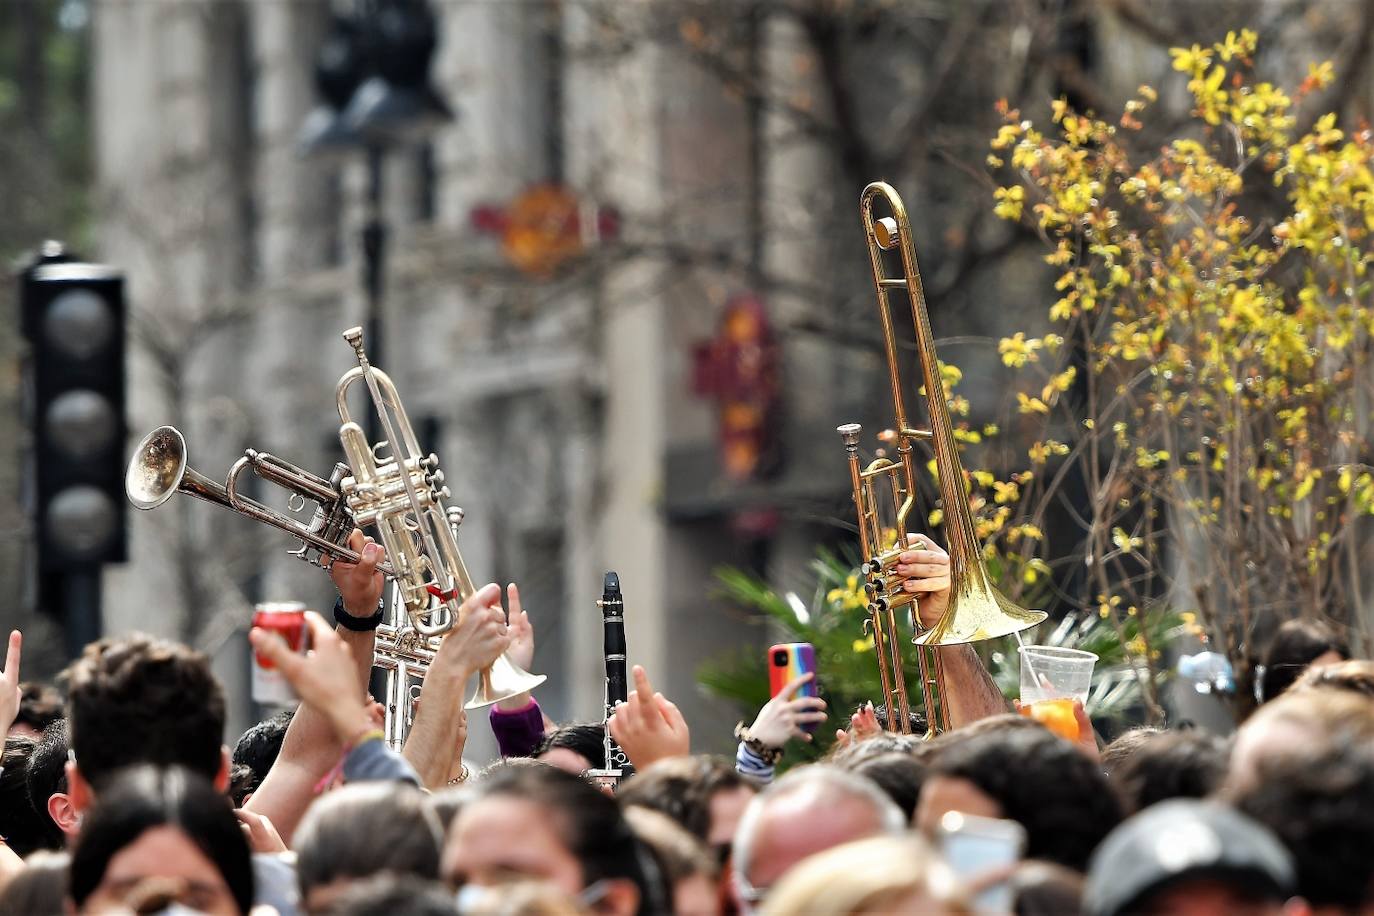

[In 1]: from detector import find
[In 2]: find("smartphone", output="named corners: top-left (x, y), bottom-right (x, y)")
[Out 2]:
top-left (935, 812), bottom-right (1025, 912)
top-left (769, 642), bottom-right (819, 732)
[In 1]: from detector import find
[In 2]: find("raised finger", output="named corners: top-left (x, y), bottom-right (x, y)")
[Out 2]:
top-left (632, 665), bottom-right (655, 705)
top-left (778, 671), bottom-right (814, 700)
top-left (463, 583), bottom-right (503, 615)
top-left (3, 630), bottom-right (20, 682)
top-left (507, 583), bottom-right (523, 619)
top-left (346, 528), bottom-right (366, 551)
top-left (795, 711), bottom-right (829, 724)
top-left (789, 697), bottom-right (827, 713)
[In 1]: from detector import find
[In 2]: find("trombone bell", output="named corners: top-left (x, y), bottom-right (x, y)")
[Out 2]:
top-left (466, 654), bottom-right (548, 710)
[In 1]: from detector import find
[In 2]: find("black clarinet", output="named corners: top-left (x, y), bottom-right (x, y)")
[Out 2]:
top-left (588, 571), bottom-right (633, 788)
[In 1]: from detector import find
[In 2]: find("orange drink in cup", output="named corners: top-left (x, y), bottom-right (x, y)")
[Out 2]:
top-left (1019, 646), bottom-right (1097, 742)
top-left (1020, 696), bottom-right (1080, 740)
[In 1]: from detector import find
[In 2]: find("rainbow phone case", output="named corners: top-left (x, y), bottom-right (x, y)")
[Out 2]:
top-left (769, 642), bottom-right (819, 731)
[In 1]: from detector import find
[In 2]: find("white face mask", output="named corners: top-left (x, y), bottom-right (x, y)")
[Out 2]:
top-left (454, 880), bottom-right (613, 913)
top-left (454, 884), bottom-right (490, 914)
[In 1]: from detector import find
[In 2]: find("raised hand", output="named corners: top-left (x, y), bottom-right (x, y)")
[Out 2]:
top-left (608, 665), bottom-right (690, 771)
top-left (748, 673), bottom-right (828, 747)
top-left (431, 583), bottom-right (511, 682)
top-left (0, 631), bottom-right (20, 734)
top-left (834, 701), bottom-right (883, 748)
top-left (329, 528), bottom-right (386, 618)
top-left (894, 533), bottom-right (951, 628)
top-left (505, 584), bottom-right (534, 671)
top-left (495, 583), bottom-right (538, 713)
top-left (249, 612), bottom-right (372, 745)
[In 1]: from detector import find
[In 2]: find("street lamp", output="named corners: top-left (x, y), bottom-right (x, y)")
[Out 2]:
top-left (299, 0), bottom-right (452, 407)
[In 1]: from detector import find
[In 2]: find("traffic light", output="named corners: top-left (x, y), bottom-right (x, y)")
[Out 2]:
top-left (21, 254), bottom-right (128, 587)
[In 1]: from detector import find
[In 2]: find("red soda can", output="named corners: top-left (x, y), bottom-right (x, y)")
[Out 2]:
top-left (251, 602), bottom-right (309, 707)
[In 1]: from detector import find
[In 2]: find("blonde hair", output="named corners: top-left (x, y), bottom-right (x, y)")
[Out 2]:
top-left (760, 834), bottom-right (969, 916)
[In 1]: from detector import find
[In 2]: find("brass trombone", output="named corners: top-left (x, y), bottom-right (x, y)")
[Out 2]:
top-left (126, 327), bottom-right (546, 717)
top-left (837, 181), bottom-right (1046, 737)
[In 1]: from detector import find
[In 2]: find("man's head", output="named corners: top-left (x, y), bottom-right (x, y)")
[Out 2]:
top-left (24, 717), bottom-right (74, 848)
top-left (917, 724), bottom-right (1122, 871)
top-left (1084, 800), bottom-right (1295, 916)
top-left (294, 782), bottom-right (443, 913)
top-left (64, 634), bottom-right (227, 808)
top-left (731, 765), bottom-right (905, 910)
top-left (231, 709), bottom-right (294, 804)
top-left (1228, 688), bottom-right (1374, 792)
top-left (1227, 739), bottom-right (1374, 912)
top-left (1109, 729), bottom-right (1230, 816)
top-left (0, 734), bottom-right (52, 856)
top-left (1291, 658), bottom-right (1374, 700)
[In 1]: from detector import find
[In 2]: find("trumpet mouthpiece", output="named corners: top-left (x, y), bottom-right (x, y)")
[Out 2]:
top-left (837, 423), bottom-right (863, 446)
top-left (343, 327), bottom-right (364, 353)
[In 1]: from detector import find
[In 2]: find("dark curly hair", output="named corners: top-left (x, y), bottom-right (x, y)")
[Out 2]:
top-left (22, 717), bottom-right (69, 852)
top-left (929, 726), bottom-right (1122, 870)
top-left (532, 722), bottom-right (604, 769)
top-left (64, 634), bottom-right (226, 791)
top-left (1109, 729), bottom-right (1229, 815)
top-left (231, 709), bottom-right (294, 802)
top-left (1228, 739), bottom-right (1374, 909)
top-left (614, 754), bottom-right (751, 842)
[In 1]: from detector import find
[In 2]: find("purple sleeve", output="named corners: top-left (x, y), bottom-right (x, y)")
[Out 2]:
top-left (489, 698), bottom-right (547, 758)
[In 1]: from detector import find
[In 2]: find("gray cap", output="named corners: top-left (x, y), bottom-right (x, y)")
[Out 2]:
top-left (1084, 799), bottom-right (1295, 916)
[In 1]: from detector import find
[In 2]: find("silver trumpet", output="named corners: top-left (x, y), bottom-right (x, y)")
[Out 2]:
top-left (126, 327), bottom-right (546, 729)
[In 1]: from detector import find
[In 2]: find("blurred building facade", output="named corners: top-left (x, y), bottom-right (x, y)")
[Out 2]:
top-left (88, 1), bottom-right (867, 749)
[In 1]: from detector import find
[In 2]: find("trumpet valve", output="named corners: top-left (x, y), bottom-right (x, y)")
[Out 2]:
top-left (874, 216), bottom-right (900, 250)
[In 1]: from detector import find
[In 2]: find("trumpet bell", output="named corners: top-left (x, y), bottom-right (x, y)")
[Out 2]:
top-left (465, 654), bottom-right (548, 709)
top-left (127, 426), bottom-right (189, 510)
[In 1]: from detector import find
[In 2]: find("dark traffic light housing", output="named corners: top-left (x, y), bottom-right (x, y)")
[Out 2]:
top-left (21, 257), bottom-right (128, 572)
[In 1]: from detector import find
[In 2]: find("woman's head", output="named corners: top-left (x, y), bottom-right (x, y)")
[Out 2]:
top-left (534, 724), bottom-right (606, 775)
top-left (1259, 618), bottom-right (1349, 704)
top-left (614, 755), bottom-right (756, 852)
top-left (69, 765), bottom-right (253, 915)
top-left (624, 806), bottom-right (719, 916)
top-left (294, 781), bottom-right (443, 912)
top-left (760, 834), bottom-right (967, 916)
top-left (445, 763), bottom-right (667, 916)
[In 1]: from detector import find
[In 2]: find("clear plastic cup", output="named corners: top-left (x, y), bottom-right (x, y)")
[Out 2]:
top-left (1019, 646), bottom-right (1097, 741)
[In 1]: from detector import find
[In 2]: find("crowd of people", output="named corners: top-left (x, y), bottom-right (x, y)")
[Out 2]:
top-left (0, 530), bottom-right (1369, 915)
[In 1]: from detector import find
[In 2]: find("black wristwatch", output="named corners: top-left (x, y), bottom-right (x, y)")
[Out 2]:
top-left (333, 595), bottom-right (385, 632)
